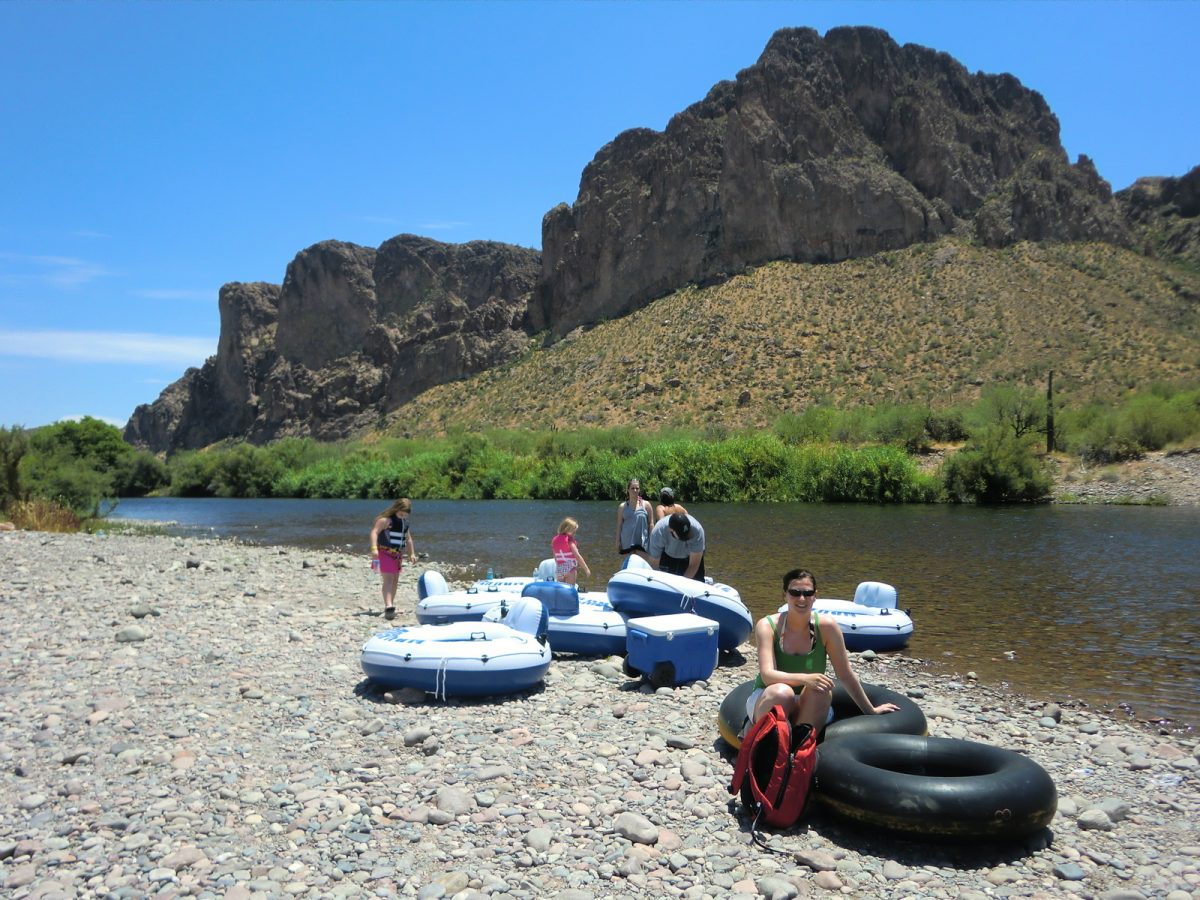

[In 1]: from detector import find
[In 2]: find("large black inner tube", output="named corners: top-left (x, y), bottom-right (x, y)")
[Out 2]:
top-left (825, 681), bottom-right (927, 742)
top-left (717, 679), bottom-right (926, 749)
top-left (815, 732), bottom-right (1058, 838)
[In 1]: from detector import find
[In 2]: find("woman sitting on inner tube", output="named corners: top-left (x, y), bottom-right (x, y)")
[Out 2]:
top-left (749, 568), bottom-right (899, 730)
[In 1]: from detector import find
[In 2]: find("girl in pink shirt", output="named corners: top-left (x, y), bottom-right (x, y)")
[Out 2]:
top-left (551, 517), bottom-right (591, 585)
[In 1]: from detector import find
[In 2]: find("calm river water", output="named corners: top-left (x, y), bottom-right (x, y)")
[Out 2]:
top-left (111, 497), bottom-right (1200, 731)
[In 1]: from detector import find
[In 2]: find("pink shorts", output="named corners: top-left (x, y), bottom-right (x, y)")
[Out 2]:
top-left (377, 548), bottom-right (403, 575)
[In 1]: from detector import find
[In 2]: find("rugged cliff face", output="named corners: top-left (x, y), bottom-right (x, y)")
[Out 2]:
top-left (128, 25), bottom-right (1149, 451)
top-left (125, 238), bottom-right (540, 450)
top-left (531, 26), bottom-right (1129, 335)
top-left (1118, 165), bottom-right (1200, 270)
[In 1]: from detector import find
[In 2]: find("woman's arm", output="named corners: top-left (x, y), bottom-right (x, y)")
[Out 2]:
top-left (822, 618), bottom-right (897, 715)
top-left (405, 529), bottom-right (416, 563)
top-left (615, 503), bottom-right (624, 551)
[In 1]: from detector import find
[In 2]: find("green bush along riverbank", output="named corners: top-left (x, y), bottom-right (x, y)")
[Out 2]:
top-left (2, 383), bottom-right (1198, 522)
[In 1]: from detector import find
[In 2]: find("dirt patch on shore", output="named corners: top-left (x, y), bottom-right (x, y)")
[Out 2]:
top-left (917, 446), bottom-right (1200, 505)
top-left (1052, 448), bottom-right (1200, 506)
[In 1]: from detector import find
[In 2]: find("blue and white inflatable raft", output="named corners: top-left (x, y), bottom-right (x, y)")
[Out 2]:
top-left (415, 565), bottom-right (548, 625)
top-left (606, 566), bottom-right (752, 652)
top-left (361, 597), bottom-right (551, 698)
top-left (812, 581), bottom-right (913, 652)
top-left (486, 581), bottom-right (628, 656)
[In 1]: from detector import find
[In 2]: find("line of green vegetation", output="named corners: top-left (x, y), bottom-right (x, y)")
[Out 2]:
top-left (2, 381), bottom-right (1197, 529)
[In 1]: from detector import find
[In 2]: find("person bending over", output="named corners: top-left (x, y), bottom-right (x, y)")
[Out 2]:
top-left (646, 511), bottom-right (705, 581)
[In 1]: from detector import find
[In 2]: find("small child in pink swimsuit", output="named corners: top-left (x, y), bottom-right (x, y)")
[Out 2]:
top-left (551, 517), bottom-right (591, 585)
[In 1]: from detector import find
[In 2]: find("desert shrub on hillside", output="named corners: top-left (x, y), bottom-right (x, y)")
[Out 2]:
top-left (774, 403), bottom-right (964, 452)
top-left (941, 429), bottom-right (1051, 503)
top-left (774, 407), bottom-right (839, 443)
top-left (1119, 392), bottom-right (1200, 450)
top-left (969, 385), bottom-right (1044, 440)
top-left (1062, 383), bottom-right (1200, 462)
top-left (923, 408), bottom-right (969, 443)
top-left (868, 405), bottom-right (933, 452)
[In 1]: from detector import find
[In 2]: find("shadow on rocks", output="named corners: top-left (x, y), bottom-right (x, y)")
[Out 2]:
top-left (352, 677), bottom-right (549, 707)
top-left (719, 648), bottom-right (748, 668)
top-left (722, 796), bottom-right (1055, 867)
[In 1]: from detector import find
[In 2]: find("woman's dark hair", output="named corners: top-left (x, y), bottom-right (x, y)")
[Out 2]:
top-left (782, 568), bottom-right (817, 591)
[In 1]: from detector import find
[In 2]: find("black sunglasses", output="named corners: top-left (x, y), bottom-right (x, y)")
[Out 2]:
top-left (786, 587), bottom-right (816, 598)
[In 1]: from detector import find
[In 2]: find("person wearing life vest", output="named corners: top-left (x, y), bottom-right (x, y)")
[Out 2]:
top-left (370, 498), bottom-right (417, 620)
top-left (748, 568), bottom-right (898, 731)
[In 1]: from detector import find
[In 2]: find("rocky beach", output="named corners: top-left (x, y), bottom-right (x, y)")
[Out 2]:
top-left (2, 530), bottom-right (1198, 899)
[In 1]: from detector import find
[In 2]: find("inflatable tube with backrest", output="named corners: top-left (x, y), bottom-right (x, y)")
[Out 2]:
top-left (360, 600), bottom-right (551, 699)
top-left (417, 570), bottom-right (449, 601)
top-left (814, 732), bottom-right (1057, 838)
top-left (717, 679), bottom-right (926, 750)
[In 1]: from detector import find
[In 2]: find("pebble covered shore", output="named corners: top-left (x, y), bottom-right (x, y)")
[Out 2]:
top-left (2, 530), bottom-right (1198, 900)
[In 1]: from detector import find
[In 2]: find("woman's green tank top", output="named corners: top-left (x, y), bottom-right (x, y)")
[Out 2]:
top-left (753, 612), bottom-right (826, 690)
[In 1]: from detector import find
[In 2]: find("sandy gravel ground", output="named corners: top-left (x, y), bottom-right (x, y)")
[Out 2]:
top-left (1, 530), bottom-right (1199, 899)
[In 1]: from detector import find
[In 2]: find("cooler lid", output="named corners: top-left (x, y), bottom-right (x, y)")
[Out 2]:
top-left (627, 613), bottom-right (719, 636)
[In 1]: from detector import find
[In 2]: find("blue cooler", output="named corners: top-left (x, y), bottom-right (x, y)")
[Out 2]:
top-left (625, 613), bottom-right (720, 687)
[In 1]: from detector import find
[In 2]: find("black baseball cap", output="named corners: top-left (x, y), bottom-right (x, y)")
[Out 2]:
top-left (668, 511), bottom-right (691, 539)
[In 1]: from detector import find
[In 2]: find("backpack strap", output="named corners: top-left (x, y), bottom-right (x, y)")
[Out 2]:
top-left (770, 721), bottom-right (817, 827)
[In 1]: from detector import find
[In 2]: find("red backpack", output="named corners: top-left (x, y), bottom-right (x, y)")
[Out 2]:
top-left (729, 704), bottom-right (817, 833)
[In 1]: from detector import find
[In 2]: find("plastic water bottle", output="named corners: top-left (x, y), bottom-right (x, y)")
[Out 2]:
top-left (486, 566), bottom-right (494, 581)
top-left (371, 558), bottom-right (380, 574)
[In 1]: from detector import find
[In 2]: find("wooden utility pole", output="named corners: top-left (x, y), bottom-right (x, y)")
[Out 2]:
top-left (1046, 370), bottom-right (1055, 454)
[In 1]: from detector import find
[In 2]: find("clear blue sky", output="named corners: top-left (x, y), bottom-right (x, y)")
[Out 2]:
top-left (2, 1), bottom-right (1196, 431)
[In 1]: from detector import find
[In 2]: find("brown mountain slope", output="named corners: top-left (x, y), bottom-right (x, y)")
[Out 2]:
top-left (125, 24), bottom-right (1153, 453)
top-left (383, 238), bottom-right (1200, 436)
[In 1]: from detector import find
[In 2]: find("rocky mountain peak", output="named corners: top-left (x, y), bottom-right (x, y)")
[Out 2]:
top-left (128, 25), bottom-right (1157, 452)
top-left (531, 25), bottom-right (1129, 337)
